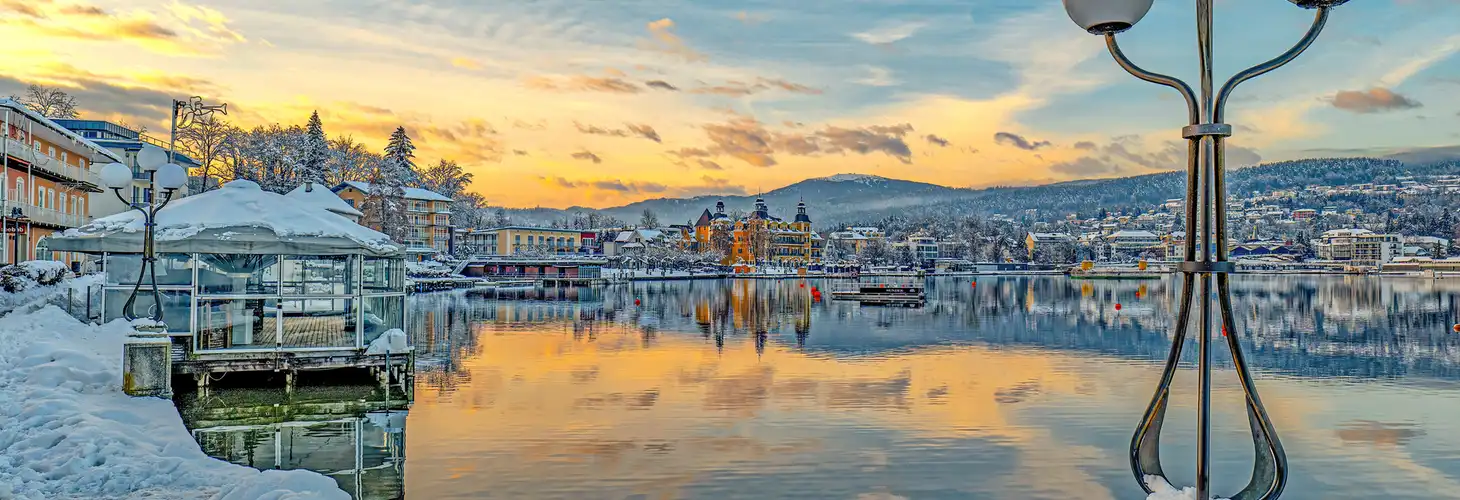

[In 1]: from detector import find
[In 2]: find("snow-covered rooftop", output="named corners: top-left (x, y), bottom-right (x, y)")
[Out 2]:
top-left (337, 181), bottom-right (452, 202)
top-left (0, 98), bottom-right (123, 163)
top-left (49, 179), bottom-right (400, 256)
top-left (287, 182), bottom-right (364, 218)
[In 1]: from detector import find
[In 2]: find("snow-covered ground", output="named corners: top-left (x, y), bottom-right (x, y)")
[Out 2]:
top-left (0, 298), bottom-right (348, 498)
top-left (1144, 475), bottom-right (1230, 500)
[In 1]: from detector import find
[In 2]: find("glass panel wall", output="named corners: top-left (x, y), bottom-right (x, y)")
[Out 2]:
top-left (196, 298), bottom-right (279, 350)
top-left (197, 254), bottom-right (280, 295)
top-left (102, 288), bottom-right (192, 334)
top-left (362, 257), bottom-right (404, 292)
top-left (283, 255), bottom-right (354, 296)
top-left (361, 295), bottom-right (404, 345)
top-left (104, 253), bottom-right (194, 286)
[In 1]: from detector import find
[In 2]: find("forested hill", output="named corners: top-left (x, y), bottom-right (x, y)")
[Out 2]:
top-left (502, 156), bottom-right (1460, 228)
top-left (825, 157), bottom-right (1460, 227)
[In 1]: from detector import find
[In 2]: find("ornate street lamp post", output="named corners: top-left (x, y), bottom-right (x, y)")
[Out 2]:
top-left (170, 96), bottom-right (227, 165)
top-left (97, 145), bottom-right (188, 324)
top-left (1059, 1), bottom-right (1349, 499)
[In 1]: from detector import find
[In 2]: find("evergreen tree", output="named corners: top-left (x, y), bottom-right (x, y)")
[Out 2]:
top-left (384, 126), bottom-right (418, 182)
top-left (301, 111), bottom-right (328, 184)
top-left (366, 127), bottom-right (417, 243)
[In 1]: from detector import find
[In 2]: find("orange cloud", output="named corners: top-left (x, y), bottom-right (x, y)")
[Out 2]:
top-left (641, 18), bottom-right (705, 62)
top-left (0, 0), bottom-right (244, 56)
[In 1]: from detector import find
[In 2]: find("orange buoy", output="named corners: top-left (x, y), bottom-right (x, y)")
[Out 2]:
top-left (1223, 326), bottom-right (1228, 336)
top-left (1453, 324), bottom-right (1459, 333)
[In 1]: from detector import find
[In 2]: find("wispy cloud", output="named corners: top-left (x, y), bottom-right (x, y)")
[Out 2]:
top-left (641, 18), bottom-right (705, 62)
top-left (854, 66), bottom-right (898, 87)
top-left (993, 132), bottom-right (1051, 151)
top-left (525, 75), bottom-right (641, 93)
top-left (571, 150), bottom-right (603, 164)
top-left (1331, 88), bottom-right (1422, 113)
top-left (852, 21), bottom-right (927, 45)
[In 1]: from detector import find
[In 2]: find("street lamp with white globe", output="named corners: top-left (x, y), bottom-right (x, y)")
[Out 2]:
top-left (1060, 0), bottom-right (1348, 499)
top-left (99, 143), bottom-right (189, 325)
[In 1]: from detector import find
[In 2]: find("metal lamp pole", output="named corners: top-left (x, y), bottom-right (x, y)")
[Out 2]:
top-left (1061, 0), bottom-right (1347, 499)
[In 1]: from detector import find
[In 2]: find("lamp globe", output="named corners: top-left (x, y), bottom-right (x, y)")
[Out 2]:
top-left (99, 162), bottom-right (133, 190)
top-left (155, 163), bottom-right (188, 191)
top-left (137, 144), bottom-right (168, 172)
top-left (1063, 0), bottom-right (1155, 34)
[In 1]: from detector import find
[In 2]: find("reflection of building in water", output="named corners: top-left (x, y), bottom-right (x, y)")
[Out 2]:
top-left (192, 410), bottom-right (406, 499)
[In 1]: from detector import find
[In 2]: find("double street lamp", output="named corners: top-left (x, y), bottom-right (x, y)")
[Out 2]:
top-left (1060, 0), bottom-right (1348, 499)
top-left (97, 144), bottom-right (188, 324)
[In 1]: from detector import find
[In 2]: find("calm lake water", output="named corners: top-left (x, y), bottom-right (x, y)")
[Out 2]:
top-left (184, 276), bottom-right (1460, 499)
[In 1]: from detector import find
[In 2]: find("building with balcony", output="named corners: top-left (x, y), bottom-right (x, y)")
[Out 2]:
top-left (1103, 230), bottom-right (1162, 261)
top-left (464, 226), bottom-right (587, 256)
top-left (2, 99), bottom-right (121, 267)
top-left (52, 119), bottom-right (201, 220)
top-left (332, 182), bottom-right (452, 260)
top-left (1312, 228), bottom-right (1402, 267)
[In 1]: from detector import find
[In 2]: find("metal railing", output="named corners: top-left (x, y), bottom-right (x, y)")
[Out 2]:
top-left (4, 138), bottom-right (101, 186)
top-left (1, 198), bottom-right (88, 227)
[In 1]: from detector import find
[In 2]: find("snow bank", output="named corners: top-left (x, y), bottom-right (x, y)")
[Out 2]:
top-left (1144, 475), bottom-right (1230, 500)
top-left (0, 265), bottom-right (98, 317)
top-left (364, 328), bottom-right (409, 355)
top-left (0, 305), bottom-right (348, 500)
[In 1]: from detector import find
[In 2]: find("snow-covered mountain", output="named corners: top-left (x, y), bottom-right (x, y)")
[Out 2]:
top-left (581, 173), bottom-right (971, 226)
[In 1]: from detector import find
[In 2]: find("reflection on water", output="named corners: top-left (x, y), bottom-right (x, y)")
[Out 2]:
top-left (190, 276), bottom-right (1460, 499)
top-left (179, 387), bottom-right (407, 499)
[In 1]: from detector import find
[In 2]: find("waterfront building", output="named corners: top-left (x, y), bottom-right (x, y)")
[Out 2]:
top-left (53, 119), bottom-right (201, 219)
top-left (46, 179), bottom-right (410, 381)
top-left (693, 198), bottom-right (821, 267)
top-left (333, 182), bottom-right (452, 259)
top-left (1312, 228), bottom-right (1401, 267)
top-left (2, 99), bottom-right (121, 267)
top-left (907, 234), bottom-right (939, 262)
top-left (1026, 232), bottom-right (1076, 261)
top-left (1103, 230), bottom-right (1162, 260)
top-left (827, 226), bottom-right (885, 254)
top-left (468, 226), bottom-right (586, 256)
top-left (1402, 236), bottom-right (1450, 258)
top-left (604, 227), bottom-right (690, 257)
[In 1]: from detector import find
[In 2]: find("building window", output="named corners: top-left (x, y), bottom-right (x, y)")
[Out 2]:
top-left (59, 193), bottom-right (67, 213)
top-left (47, 188), bottom-right (55, 209)
top-left (47, 146), bottom-right (55, 158)
top-left (14, 178), bottom-right (24, 204)
top-left (61, 152), bottom-right (67, 164)
top-left (36, 186), bottom-right (44, 207)
top-left (79, 159), bottom-right (85, 169)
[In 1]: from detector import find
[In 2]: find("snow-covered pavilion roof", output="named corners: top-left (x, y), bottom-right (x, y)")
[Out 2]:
top-left (286, 182), bottom-right (364, 218)
top-left (46, 180), bottom-right (400, 256)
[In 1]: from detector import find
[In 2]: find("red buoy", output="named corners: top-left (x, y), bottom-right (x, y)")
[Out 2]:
top-left (1223, 326), bottom-right (1229, 337)
top-left (634, 299), bottom-right (641, 306)
top-left (1453, 324), bottom-right (1459, 333)
top-left (800, 283), bottom-right (805, 288)
top-left (1115, 303), bottom-right (1122, 311)
top-left (971, 282), bottom-right (976, 288)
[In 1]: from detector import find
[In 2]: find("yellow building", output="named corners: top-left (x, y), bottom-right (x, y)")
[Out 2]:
top-left (693, 197), bottom-right (822, 267)
top-left (468, 226), bottom-right (584, 256)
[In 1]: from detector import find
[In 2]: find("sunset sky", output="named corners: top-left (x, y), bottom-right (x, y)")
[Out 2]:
top-left (2, 0), bottom-right (1457, 209)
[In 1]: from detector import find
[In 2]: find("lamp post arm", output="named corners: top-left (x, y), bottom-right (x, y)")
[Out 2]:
top-left (1214, 8), bottom-right (1330, 123)
top-left (1106, 34), bottom-right (1200, 125)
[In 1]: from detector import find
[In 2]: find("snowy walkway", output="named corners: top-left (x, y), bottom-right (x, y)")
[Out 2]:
top-left (0, 304), bottom-right (349, 500)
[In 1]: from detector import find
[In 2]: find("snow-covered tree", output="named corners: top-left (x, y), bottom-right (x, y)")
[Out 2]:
top-left (416, 159), bottom-right (471, 198)
top-left (300, 111), bottom-right (329, 185)
top-left (324, 136), bottom-right (378, 187)
top-left (383, 126), bottom-right (418, 183)
top-left (639, 209), bottom-right (660, 229)
top-left (220, 124), bottom-right (306, 193)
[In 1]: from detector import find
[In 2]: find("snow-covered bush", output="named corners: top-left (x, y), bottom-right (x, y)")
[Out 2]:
top-left (0, 260), bottom-right (71, 293)
top-left (406, 260), bottom-right (451, 278)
